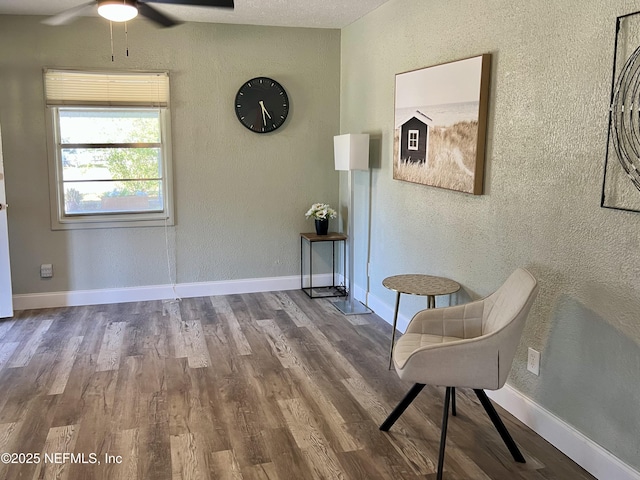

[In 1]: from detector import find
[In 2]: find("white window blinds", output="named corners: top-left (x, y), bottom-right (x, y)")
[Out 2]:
top-left (44, 69), bottom-right (170, 107)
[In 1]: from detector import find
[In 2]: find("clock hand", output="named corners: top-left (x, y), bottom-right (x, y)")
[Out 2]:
top-left (260, 102), bottom-right (266, 127)
top-left (259, 100), bottom-right (272, 119)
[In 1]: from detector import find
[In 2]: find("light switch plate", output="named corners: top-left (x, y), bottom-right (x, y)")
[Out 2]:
top-left (40, 264), bottom-right (53, 278)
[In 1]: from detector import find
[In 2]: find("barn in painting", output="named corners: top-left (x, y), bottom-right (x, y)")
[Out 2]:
top-left (396, 110), bottom-right (433, 164)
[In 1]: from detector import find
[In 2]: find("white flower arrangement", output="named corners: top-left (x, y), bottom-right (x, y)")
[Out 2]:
top-left (305, 203), bottom-right (337, 220)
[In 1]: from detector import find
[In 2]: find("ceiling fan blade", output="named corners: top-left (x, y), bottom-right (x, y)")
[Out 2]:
top-left (137, 2), bottom-right (181, 27)
top-left (41, 1), bottom-right (96, 26)
top-left (146, 0), bottom-right (233, 8)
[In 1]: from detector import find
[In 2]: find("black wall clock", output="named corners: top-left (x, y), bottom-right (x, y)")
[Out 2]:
top-left (235, 77), bottom-right (289, 133)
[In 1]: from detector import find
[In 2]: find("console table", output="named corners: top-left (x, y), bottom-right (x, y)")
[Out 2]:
top-left (300, 232), bottom-right (347, 298)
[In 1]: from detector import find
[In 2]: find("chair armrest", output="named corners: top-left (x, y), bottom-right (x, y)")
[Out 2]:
top-left (396, 333), bottom-right (502, 389)
top-left (405, 299), bottom-right (485, 339)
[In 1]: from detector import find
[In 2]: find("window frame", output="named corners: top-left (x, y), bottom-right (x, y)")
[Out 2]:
top-left (44, 69), bottom-right (174, 230)
top-left (408, 129), bottom-right (419, 151)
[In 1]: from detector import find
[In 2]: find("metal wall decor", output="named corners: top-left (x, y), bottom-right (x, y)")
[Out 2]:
top-left (603, 10), bottom-right (640, 212)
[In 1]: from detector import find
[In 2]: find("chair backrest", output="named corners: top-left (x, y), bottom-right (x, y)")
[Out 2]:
top-left (482, 268), bottom-right (538, 335)
top-left (482, 268), bottom-right (539, 387)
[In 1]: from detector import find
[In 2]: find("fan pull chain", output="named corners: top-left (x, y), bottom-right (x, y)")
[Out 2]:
top-left (109, 21), bottom-right (115, 62)
top-left (125, 21), bottom-right (129, 57)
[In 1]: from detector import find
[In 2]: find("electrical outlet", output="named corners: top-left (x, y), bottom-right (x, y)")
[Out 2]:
top-left (40, 263), bottom-right (53, 278)
top-left (527, 347), bottom-right (540, 376)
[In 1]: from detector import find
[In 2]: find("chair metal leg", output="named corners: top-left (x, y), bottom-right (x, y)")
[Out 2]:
top-left (382, 386), bottom-right (524, 479)
top-left (436, 387), bottom-right (452, 480)
top-left (379, 383), bottom-right (425, 431)
top-left (388, 292), bottom-right (401, 370)
top-left (451, 387), bottom-right (457, 416)
top-left (473, 389), bottom-right (526, 463)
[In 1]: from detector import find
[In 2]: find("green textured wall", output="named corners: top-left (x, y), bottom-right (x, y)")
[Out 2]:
top-left (0, 16), bottom-right (341, 293)
top-left (341, 0), bottom-right (640, 470)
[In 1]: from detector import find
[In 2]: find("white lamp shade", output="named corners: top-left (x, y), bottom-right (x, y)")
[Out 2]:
top-left (334, 133), bottom-right (370, 171)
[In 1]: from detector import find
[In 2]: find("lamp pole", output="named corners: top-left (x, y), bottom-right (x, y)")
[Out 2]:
top-left (332, 167), bottom-right (372, 316)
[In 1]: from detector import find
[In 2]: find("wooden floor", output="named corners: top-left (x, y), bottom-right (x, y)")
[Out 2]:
top-left (0, 290), bottom-right (594, 480)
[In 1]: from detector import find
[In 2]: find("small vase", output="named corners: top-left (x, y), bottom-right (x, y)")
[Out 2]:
top-left (315, 219), bottom-right (329, 235)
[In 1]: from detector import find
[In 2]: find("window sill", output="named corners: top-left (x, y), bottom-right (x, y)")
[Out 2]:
top-left (51, 212), bottom-right (174, 230)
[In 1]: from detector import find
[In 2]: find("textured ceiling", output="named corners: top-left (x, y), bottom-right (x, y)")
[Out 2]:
top-left (0, 0), bottom-right (391, 29)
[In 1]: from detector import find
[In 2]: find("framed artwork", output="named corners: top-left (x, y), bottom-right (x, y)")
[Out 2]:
top-left (603, 10), bottom-right (640, 213)
top-left (393, 54), bottom-right (491, 195)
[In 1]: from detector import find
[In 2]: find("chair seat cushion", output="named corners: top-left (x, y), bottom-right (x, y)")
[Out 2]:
top-left (394, 333), bottom-right (463, 369)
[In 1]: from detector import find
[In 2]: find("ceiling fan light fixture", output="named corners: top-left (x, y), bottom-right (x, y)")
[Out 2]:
top-left (98, 0), bottom-right (138, 22)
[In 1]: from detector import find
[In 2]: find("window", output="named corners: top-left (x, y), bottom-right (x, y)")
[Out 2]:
top-left (44, 69), bottom-right (173, 229)
top-left (408, 129), bottom-right (419, 151)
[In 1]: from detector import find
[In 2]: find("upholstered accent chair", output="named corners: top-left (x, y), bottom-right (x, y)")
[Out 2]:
top-left (380, 268), bottom-right (539, 480)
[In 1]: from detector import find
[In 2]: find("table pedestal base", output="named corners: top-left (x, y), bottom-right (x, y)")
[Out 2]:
top-left (332, 298), bottom-right (372, 315)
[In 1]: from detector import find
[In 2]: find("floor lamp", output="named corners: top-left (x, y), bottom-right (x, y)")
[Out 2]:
top-left (332, 133), bottom-right (372, 316)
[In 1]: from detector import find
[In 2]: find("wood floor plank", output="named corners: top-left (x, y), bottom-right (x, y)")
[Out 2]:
top-left (289, 367), bottom-right (361, 453)
top-left (230, 355), bottom-right (289, 431)
top-left (202, 324), bottom-right (236, 378)
top-left (262, 427), bottom-right (316, 480)
top-left (0, 319), bottom-right (17, 341)
top-left (30, 423), bottom-right (79, 480)
top-left (208, 449), bottom-right (243, 480)
top-left (112, 355), bottom-right (144, 431)
top-left (0, 352), bottom-right (58, 424)
top-left (262, 292), bottom-right (314, 328)
top-left (0, 394), bottom-right (60, 480)
top-left (166, 357), bottom-right (229, 458)
top-left (8, 319), bottom-right (54, 368)
top-left (175, 300), bottom-right (212, 368)
top-left (0, 341), bottom-right (19, 370)
top-left (240, 293), bottom-right (273, 322)
top-left (184, 319), bottom-right (211, 369)
top-left (342, 376), bottom-right (437, 475)
top-left (67, 370), bottom-right (118, 480)
top-left (38, 308), bottom-right (87, 355)
top-left (138, 422), bottom-right (172, 480)
top-left (76, 309), bottom-right (109, 356)
top-left (166, 357), bottom-right (196, 436)
top-left (0, 421), bottom-right (21, 456)
top-left (108, 427), bottom-right (139, 480)
top-left (241, 462), bottom-right (279, 480)
top-left (283, 296), bottom-right (369, 382)
top-left (1, 293), bottom-right (596, 480)
top-left (50, 353), bottom-right (96, 428)
top-left (168, 307), bottom-right (189, 360)
top-left (342, 421), bottom-right (426, 480)
top-left (218, 381), bottom-right (272, 468)
top-left (256, 319), bottom-right (302, 370)
top-left (210, 296), bottom-right (252, 356)
top-left (96, 322), bottom-right (126, 372)
top-left (190, 367), bottom-right (232, 453)
top-left (277, 397), bottom-right (346, 479)
top-left (170, 432), bottom-right (208, 480)
top-left (48, 336), bottom-right (84, 395)
top-left (337, 448), bottom-right (418, 480)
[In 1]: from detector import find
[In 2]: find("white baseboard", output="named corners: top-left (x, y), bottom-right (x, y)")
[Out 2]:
top-left (487, 385), bottom-right (640, 480)
top-left (363, 287), bottom-right (640, 480)
top-left (12, 273), bottom-right (337, 310)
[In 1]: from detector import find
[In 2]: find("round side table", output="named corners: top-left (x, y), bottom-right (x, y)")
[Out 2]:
top-left (382, 274), bottom-right (461, 369)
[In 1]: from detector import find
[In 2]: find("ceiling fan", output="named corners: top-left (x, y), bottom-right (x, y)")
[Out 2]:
top-left (43, 0), bottom-right (234, 28)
